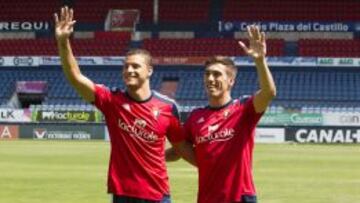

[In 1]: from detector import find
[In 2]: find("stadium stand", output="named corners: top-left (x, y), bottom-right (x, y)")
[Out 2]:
top-left (0, 0), bottom-right (359, 115)
top-left (143, 38), bottom-right (284, 56)
top-left (158, 0), bottom-right (210, 23)
top-left (0, 0), bottom-right (60, 21)
top-left (73, 0), bottom-right (153, 23)
top-left (0, 37), bottom-right (130, 56)
top-left (1, 66), bottom-right (359, 113)
top-left (299, 39), bottom-right (360, 57)
top-left (223, 0), bottom-right (360, 21)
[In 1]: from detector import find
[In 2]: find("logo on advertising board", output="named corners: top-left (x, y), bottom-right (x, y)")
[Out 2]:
top-left (102, 57), bottom-right (124, 65)
top-left (37, 111), bottom-right (96, 122)
top-left (0, 125), bottom-right (19, 139)
top-left (339, 115), bottom-right (360, 125)
top-left (0, 21), bottom-right (49, 31)
top-left (219, 21), bottom-right (352, 32)
top-left (317, 58), bottom-right (334, 66)
top-left (33, 128), bottom-right (47, 139)
top-left (322, 113), bottom-right (360, 126)
top-left (255, 128), bottom-right (285, 143)
top-left (41, 56), bottom-right (61, 65)
top-left (33, 128), bottom-right (91, 140)
top-left (13, 57), bottom-right (33, 66)
top-left (0, 109), bottom-right (31, 122)
top-left (286, 127), bottom-right (360, 143)
top-left (0, 109), bottom-right (15, 119)
top-left (260, 113), bottom-right (323, 126)
top-left (75, 57), bottom-right (98, 65)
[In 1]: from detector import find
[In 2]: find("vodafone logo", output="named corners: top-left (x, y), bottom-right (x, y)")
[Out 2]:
top-left (33, 128), bottom-right (47, 139)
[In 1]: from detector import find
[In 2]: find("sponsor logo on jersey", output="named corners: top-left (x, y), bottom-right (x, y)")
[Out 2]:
top-left (196, 125), bottom-right (235, 145)
top-left (223, 110), bottom-right (231, 118)
top-left (118, 118), bottom-right (159, 143)
top-left (134, 118), bottom-right (147, 128)
top-left (152, 108), bottom-right (160, 119)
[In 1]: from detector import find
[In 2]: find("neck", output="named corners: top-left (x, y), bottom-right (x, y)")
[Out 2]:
top-left (127, 83), bottom-right (152, 102)
top-left (208, 93), bottom-right (232, 108)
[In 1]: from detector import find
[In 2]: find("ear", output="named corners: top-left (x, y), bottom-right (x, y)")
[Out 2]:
top-left (229, 76), bottom-right (235, 88)
top-left (148, 66), bottom-right (153, 77)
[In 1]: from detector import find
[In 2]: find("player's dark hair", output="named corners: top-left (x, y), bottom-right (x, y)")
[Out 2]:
top-left (205, 56), bottom-right (237, 79)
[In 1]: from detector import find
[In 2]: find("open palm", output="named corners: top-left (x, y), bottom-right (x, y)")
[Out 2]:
top-left (54, 6), bottom-right (76, 41)
top-left (238, 25), bottom-right (267, 59)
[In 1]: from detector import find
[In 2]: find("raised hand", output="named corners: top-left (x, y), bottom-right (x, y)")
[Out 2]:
top-left (54, 6), bottom-right (76, 42)
top-left (238, 25), bottom-right (266, 59)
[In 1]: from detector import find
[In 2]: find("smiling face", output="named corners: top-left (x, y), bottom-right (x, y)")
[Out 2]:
top-left (204, 64), bottom-right (234, 99)
top-left (122, 52), bottom-right (153, 89)
top-left (203, 56), bottom-right (237, 100)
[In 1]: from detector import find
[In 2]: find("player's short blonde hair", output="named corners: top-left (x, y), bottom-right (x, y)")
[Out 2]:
top-left (126, 49), bottom-right (152, 67)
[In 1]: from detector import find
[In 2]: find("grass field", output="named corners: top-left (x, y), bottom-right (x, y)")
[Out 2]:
top-left (0, 140), bottom-right (359, 203)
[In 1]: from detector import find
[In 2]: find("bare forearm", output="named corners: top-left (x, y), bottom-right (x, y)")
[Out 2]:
top-left (57, 39), bottom-right (81, 84)
top-left (165, 148), bottom-right (181, 162)
top-left (166, 142), bottom-right (197, 167)
top-left (57, 39), bottom-right (95, 102)
top-left (179, 149), bottom-right (197, 167)
top-left (254, 57), bottom-right (276, 97)
top-left (175, 142), bottom-right (197, 166)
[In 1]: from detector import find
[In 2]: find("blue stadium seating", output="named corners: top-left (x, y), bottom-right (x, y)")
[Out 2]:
top-left (1, 66), bottom-right (359, 113)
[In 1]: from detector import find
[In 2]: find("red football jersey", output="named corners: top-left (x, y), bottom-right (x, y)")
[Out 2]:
top-left (184, 96), bottom-right (263, 203)
top-left (94, 84), bottom-right (183, 200)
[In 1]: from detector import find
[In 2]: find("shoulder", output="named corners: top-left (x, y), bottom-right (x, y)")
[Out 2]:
top-left (236, 95), bottom-right (252, 105)
top-left (152, 91), bottom-right (180, 118)
top-left (110, 86), bottom-right (124, 95)
top-left (95, 84), bottom-right (123, 93)
top-left (95, 84), bottom-right (125, 100)
top-left (186, 106), bottom-right (206, 122)
top-left (152, 91), bottom-right (177, 106)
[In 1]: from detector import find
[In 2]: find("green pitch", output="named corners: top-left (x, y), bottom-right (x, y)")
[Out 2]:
top-left (0, 140), bottom-right (359, 203)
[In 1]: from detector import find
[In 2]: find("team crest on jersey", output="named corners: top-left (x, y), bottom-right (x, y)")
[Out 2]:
top-left (134, 118), bottom-right (147, 128)
top-left (122, 103), bottom-right (131, 112)
top-left (223, 110), bottom-right (231, 118)
top-left (152, 108), bottom-right (160, 118)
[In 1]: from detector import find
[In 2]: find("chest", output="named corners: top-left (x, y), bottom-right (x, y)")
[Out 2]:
top-left (108, 99), bottom-right (172, 138)
top-left (191, 107), bottom-right (244, 146)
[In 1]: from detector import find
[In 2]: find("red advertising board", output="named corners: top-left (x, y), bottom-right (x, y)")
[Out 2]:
top-left (0, 125), bottom-right (19, 140)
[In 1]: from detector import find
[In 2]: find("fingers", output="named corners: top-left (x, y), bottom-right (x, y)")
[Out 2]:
top-left (260, 32), bottom-right (266, 44)
top-left (69, 8), bottom-right (74, 22)
top-left (60, 7), bottom-right (65, 22)
top-left (68, 20), bottom-right (77, 30)
top-left (254, 26), bottom-right (261, 40)
top-left (54, 13), bottom-right (59, 25)
top-left (64, 7), bottom-right (69, 22)
top-left (246, 26), bottom-right (253, 39)
top-left (238, 41), bottom-right (250, 54)
top-left (247, 25), bottom-right (261, 41)
top-left (58, 6), bottom-right (73, 23)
